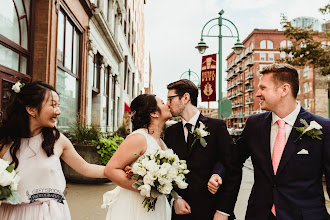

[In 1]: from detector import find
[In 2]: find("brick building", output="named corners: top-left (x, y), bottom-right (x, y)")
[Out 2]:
top-left (225, 29), bottom-right (329, 129)
top-left (0, 0), bottom-right (148, 132)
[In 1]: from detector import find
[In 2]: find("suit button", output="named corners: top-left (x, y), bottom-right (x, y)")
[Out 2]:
top-left (273, 184), bottom-right (277, 188)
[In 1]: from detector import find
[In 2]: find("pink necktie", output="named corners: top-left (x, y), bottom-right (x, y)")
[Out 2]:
top-left (271, 119), bottom-right (286, 216)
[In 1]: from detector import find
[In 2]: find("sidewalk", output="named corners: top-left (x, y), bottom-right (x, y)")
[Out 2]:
top-left (66, 159), bottom-right (330, 220)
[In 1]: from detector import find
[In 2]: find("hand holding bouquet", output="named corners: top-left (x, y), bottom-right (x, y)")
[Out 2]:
top-left (0, 159), bottom-right (21, 205)
top-left (131, 149), bottom-right (189, 211)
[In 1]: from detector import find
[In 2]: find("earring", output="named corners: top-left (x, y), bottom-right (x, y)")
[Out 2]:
top-left (32, 115), bottom-right (36, 118)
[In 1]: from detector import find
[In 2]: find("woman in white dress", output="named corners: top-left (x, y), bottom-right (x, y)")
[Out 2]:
top-left (103, 94), bottom-right (172, 220)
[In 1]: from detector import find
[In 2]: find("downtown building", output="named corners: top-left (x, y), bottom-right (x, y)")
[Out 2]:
top-left (0, 0), bottom-right (148, 132)
top-left (225, 29), bottom-right (329, 129)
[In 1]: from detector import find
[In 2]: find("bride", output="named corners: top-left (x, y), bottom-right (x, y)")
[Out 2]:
top-left (103, 94), bottom-right (173, 220)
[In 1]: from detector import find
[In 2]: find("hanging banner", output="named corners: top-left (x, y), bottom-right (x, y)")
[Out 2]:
top-left (201, 54), bottom-right (216, 102)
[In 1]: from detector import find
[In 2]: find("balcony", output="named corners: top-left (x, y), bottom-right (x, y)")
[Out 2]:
top-left (226, 73), bottom-right (233, 81)
top-left (246, 61), bottom-right (253, 67)
top-left (237, 79), bottom-right (243, 85)
top-left (245, 98), bottom-right (254, 105)
top-left (246, 86), bottom-right (254, 92)
top-left (246, 49), bottom-right (253, 55)
top-left (245, 72), bottom-right (253, 80)
top-left (236, 102), bottom-right (243, 107)
top-left (237, 90), bottom-right (243, 96)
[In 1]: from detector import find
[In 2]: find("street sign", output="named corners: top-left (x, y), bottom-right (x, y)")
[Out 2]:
top-left (222, 99), bottom-right (232, 118)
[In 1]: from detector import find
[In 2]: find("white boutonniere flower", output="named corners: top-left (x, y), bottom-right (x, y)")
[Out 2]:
top-left (191, 121), bottom-right (210, 147)
top-left (294, 119), bottom-right (323, 143)
top-left (11, 81), bottom-right (25, 93)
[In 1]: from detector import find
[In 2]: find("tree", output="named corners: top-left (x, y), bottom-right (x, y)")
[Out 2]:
top-left (279, 4), bottom-right (330, 76)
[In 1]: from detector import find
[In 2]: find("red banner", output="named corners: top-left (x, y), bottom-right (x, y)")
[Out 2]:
top-left (201, 54), bottom-right (216, 102)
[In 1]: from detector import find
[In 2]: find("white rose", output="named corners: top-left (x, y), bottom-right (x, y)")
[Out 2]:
top-left (143, 172), bottom-right (156, 186)
top-left (145, 159), bottom-right (159, 173)
top-left (132, 163), bottom-right (147, 176)
top-left (164, 149), bottom-right (174, 158)
top-left (12, 82), bottom-right (22, 93)
top-left (0, 159), bottom-right (9, 172)
top-left (158, 176), bottom-right (171, 185)
top-left (0, 170), bottom-right (15, 187)
top-left (176, 180), bottom-right (188, 189)
top-left (138, 184), bottom-right (151, 197)
top-left (158, 183), bottom-right (173, 195)
top-left (167, 167), bottom-right (178, 180)
top-left (158, 163), bottom-right (171, 176)
top-left (140, 158), bottom-right (149, 167)
top-left (10, 174), bottom-right (21, 190)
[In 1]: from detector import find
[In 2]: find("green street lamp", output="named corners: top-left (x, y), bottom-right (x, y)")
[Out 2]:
top-left (180, 69), bottom-right (200, 88)
top-left (195, 9), bottom-right (245, 119)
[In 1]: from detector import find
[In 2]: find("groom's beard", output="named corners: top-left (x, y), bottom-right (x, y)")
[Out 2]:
top-left (170, 105), bottom-right (185, 117)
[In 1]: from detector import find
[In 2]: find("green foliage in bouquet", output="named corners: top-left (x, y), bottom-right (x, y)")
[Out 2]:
top-left (93, 136), bottom-right (124, 166)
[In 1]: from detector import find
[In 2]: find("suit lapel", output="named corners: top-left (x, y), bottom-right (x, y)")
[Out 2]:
top-left (186, 114), bottom-right (208, 159)
top-left (260, 112), bottom-right (275, 179)
top-left (276, 108), bottom-right (312, 176)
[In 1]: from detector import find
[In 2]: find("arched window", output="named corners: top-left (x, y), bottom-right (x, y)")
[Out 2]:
top-left (260, 40), bottom-right (266, 49)
top-left (267, 40), bottom-right (273, 49)
top-left (0, 0), bottom-right (30, 74)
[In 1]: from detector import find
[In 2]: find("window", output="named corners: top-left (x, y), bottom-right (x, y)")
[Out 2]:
top-left (260, 40), bottom-right (266, 49)
top-left (92, 53), bottom-right (101, 93)
top-left (280, 52), bottom-right (286, 59)
top-left (303, 66), bottom-right (309, 77)
top-left (0, 0), bottom-right (30, 74)
top-left (102, 66), bottom-right (110, 130)
top-left (267, 40), bottom-right (273, 49)
top-left (260, 53), bottom-right (266, 61)
top-left (111, 75), bottom-right (117, 131)
top-left (56, 9), bottom-right (81, 130)
top-left (268, 53), bottom-right (274, 61)
top-left (303, 82), bottom-right (309, 93)
top-left (132, 72), bottom-right (135, 97)
top-left (304, 99), bottom-right (310, 109)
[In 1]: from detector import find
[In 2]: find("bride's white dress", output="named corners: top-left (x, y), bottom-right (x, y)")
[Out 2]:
top-left (102, 129), bottom-right (171, 220)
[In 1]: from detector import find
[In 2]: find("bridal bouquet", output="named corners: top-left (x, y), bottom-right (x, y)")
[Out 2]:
top-left (0, 159), bottom-right (21, 205)
top-left (131, 149), bottom-right (189, 211)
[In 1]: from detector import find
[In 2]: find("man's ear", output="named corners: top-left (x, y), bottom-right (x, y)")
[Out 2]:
top-left (26, 107), bottom-right (37, 118)
top-left (282, 83), bottom-right (291, 97)
top-left (183, 93), bottom-right (190, 104)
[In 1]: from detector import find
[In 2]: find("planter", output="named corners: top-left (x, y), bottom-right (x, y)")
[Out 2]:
top-left (61, 144), bottom-right (110, 184)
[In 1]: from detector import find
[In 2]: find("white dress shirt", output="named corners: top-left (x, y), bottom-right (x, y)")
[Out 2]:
top-left (270, 102), bottom-right (301, 158)
top-left (182, 111), bottom-right (200, 142)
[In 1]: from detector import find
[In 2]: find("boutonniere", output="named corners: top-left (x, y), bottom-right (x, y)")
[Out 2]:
top-left (191, 121), bottom-right (210, 147)
top-left (294, 119), bottom-right (323, 143)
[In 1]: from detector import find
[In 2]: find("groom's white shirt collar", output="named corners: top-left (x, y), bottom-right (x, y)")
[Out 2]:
top-left (271, 102), bottom-right (301, 126)
top-left (182, 110), bottom-right (200, 129)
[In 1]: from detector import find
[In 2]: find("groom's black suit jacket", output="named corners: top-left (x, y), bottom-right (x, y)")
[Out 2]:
top-left (219, 108), bottom-right (330, 220)
top-left (164, 114), bottom-right (235, 220)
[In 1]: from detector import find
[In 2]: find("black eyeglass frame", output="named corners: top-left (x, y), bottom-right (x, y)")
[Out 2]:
top-left (167, 94), bottom-right (183, 103)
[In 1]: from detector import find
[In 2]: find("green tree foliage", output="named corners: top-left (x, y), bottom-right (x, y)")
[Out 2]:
top-left (279, 5), bottom-right (330, 75)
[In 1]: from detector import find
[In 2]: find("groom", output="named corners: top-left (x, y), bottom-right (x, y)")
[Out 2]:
top-left (164, 79), bottom-right (235, 220)
top-left (215, 63), bottom-right (330, 220)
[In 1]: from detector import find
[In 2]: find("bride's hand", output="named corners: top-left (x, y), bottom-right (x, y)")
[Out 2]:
top-left (124, 166), bottom-right (133, 178)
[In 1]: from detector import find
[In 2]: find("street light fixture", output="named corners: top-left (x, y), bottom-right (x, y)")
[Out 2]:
top-left (195, 9), bottom-right (245, 119)
top-left (180, 69), bottom-right (200, 88)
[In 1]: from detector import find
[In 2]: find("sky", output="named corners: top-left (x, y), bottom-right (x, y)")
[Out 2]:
top-left (144, 0), bottom-right (330, 107)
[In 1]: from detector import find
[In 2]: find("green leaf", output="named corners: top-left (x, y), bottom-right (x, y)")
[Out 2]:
top-left (132, 181), bottom-right (142, 189)
top-left (6, 165), bottom-right (15, 173)
top-left (200, 138), bottom-right (207, 147)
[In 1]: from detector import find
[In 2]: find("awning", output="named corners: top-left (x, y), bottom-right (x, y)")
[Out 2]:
top-left (124, 102), bottom-right (131, 112)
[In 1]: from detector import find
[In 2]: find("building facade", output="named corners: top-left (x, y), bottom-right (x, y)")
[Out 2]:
top-left (225, 29), bottom-right (329, 129)
top-left (0, 0), bottom-right (149, 132)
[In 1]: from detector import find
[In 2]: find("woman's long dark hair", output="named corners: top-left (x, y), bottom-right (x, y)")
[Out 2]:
top-left (130, 94), bottom-right (160, 132)
top-left (0, 81), bottom-right (60, 168)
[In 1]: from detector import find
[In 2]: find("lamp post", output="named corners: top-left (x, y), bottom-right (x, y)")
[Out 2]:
top-left (180, 69), bottom-right (200, 87)
top-left (195, 9), bottom-right (245, 119)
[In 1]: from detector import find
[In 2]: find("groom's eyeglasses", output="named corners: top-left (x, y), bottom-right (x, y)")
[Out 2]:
top-left (167, 94), bottom-right (181, 103)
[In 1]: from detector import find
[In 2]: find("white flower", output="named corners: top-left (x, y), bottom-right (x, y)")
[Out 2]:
top-left (145, 159), bottom-right (159, 173)
top-left (157, 163), bottom-right (171, 176)
top-left (182, 169), bottom-right (190, 174)
top-left (158, 183), bottom-right (173, 195)
top-left (158, 176), bottom-right (171, 185)
top-left (12, 81), bottom-right (22, 93)
top-left (0, 169), bottom-right (15, 187)
top-left (10, 174), bottom-right (21, 191)
top-left (304, 121), bottom-right (322, 133)
top-left (176, 180), bottom-right (188, 189)
top-left (143, 172), bottom-right (157, 186)
top-left (132, 163), bottom-right (147, 176)
top-left (138, 184), bottom-right (151, 197)
top-left (0, 159), bottom-right (9, 172)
